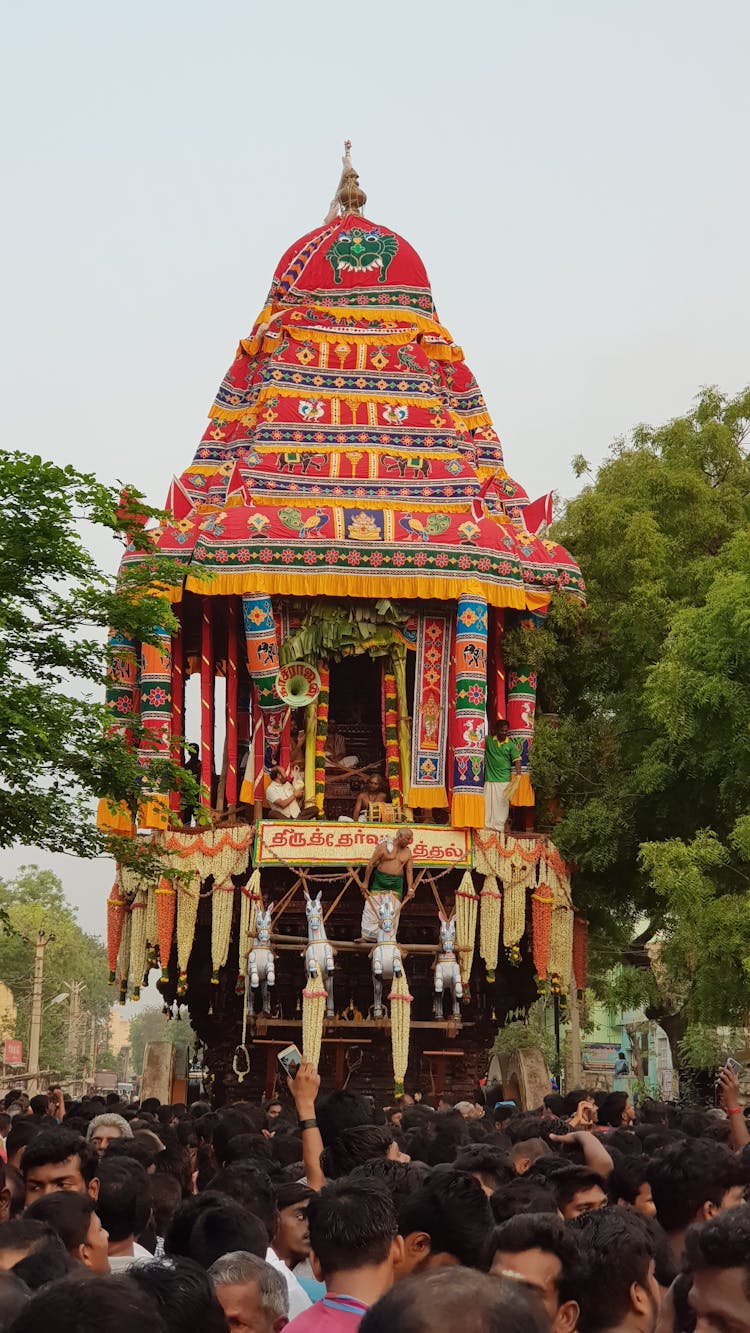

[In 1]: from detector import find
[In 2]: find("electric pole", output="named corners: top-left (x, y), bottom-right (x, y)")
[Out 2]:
top-left (27, 929), bottom-right (54, 1094)
top-left (65, 981), bottom-right (85, 1078)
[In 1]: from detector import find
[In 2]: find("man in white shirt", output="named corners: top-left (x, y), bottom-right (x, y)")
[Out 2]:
top-left (266, 767), bottom-right (304, 820)
top-left (265, 1244), bottom-right (312, 1320)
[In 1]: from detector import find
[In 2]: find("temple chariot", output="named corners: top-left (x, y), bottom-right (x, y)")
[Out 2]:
top-left (101, 147), bottom-right (586, 1104)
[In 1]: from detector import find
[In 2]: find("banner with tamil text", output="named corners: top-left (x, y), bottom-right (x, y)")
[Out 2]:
top-left (254, 821), bottom-right (472, 868)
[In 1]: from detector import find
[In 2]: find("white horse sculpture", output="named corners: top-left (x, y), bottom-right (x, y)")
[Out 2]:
top-left (370, 893), bottom-right (403, 1019)
top-left (247, 905), bottom-right (275, 1017)
top-left (304, 889), bottom-right (335, 1018)
top-left (434, 911), bottom-right (463, 1020)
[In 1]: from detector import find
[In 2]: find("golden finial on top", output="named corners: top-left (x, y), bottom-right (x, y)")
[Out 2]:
top-left (324, 140), bottom-right (367, 223)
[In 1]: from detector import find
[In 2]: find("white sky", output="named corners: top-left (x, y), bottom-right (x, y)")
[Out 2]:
top-left (2, 0), bottom-right (749, 949)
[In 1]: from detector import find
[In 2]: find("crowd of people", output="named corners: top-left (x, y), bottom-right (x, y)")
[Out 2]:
top-left (0, 1065), bottom-right (748, 1331)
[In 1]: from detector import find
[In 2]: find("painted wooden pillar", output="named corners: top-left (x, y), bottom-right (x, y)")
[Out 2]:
top-left (226, 598), bottom-right (239, 807)
top-left (169, 610), bottom-right (184, 816)
top-left (200, 597), bottom-right (214, 807)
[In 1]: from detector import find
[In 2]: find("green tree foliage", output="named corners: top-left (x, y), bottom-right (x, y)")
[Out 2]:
top-left (0, 866), bottom-right (111, 1074)
top-left (128, 1006), bottom-right (193, 1076)
top-left (531, 386), bottom-right (750, 1042)
top-left (0, 452), bottom-right (198, 858)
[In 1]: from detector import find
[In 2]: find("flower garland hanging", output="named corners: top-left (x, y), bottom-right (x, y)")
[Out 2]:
top-left (117, 904), bottom-right (133, 1005)
top-left (479, 874), bottom-right (502, 981)
top-left (455, 870), bottom-right (478, 989)
top-left (548, 904), bottom-right (574, 993)
top-left (211, 881), bottom-right (236, 985)
top-left (162, 826), bottom-right (253, 884)
top-left (143, 883), bottom-right (158, 983)
top-left (236, 870), bottom-right (261, 994)
top-left (107, 880), bottom-right (127, 984)
top-left (531, 886), bottom-right (554, 979)
top-left (389, 969), bottom-right (413, 1096)
top-left (128, 888), bottom-right (150, 1001)
top-left (503, 873), bottom-right (527, 952)
top-left (314, 662), bottom-right (330, 814)
top-left (547, 859), bottom-right (574, 991)
top-left (383, 668), bottom-right (403, 803)
top-left (176, 872), bottom-right (201, 998)
top-left (301, 983), bottom-right (327, 1070)
top-left (156, 877), bottom-right (177, 982)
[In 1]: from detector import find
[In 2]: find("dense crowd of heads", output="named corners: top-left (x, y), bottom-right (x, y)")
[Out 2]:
top-left (0, 1076), bottom-right (749, 1330)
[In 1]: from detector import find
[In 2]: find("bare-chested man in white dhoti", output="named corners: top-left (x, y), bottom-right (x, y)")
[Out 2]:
top-left (358, 828), bottom-right (414, 942)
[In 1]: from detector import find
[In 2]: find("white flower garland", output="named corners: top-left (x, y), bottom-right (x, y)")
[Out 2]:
top-left (176, 871), bottom-right (201, 996)
top-left (389, 969), bottom-right (412, 1095)
top-left (455, 870), bottom-right (478, 988)
top-left (301, 984), bottom-right (327, 1070)
top-left (128, 888), bottom-right (150, 1001)
top-left (479, 874), bottom-right (502, 978)
top-left (211, 882), bottom-right (235, 984)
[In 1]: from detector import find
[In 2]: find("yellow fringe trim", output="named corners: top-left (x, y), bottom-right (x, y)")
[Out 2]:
top-left (137, 797), bottom-right (170, 831)
top-left (247, 498), bottom-right (485, 515)
top-left (295, 304), bottom-right (455, 343)
top-left (450, 791), bottom-right (486, 830)
top-left (286, 325), bottom-right (421, 348)
top-left (209, 387), bottom-right (461, 426)
top-left (510, 772), bottom-right (535, 807)
top-left (409, 786), bottom-right (448, 809)
top-left (422, 341), bottom-right (465, 362)
top-left (237, 304), bottom-right (456, 354)
top-left (97, 799), bottom-right (135, 835)
top-left (184, 568), bottom-right (552, 613)
top-left (456, 411), bottom-right (494, 430)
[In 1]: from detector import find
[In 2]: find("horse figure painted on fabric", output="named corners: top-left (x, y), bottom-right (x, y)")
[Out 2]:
top-left (326, 228), bottom-right (398, 285)
top-left (434, 911), bottom-right (463, 1020)
top-left (304, 889), bottom-right (335, 1018)
top-left (247, 906), bottom-right (276, 1017)
top-left (370, 892), bottom-right (403, 1020)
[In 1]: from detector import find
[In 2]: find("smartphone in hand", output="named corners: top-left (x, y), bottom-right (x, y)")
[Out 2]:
top-left (278, 1044), bottom-right (303, 1081)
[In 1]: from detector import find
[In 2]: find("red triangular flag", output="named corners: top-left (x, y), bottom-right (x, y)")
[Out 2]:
top-left (522, 492), bottom-right (554, 534)
top-left (165, 475), bottom-right (194, 522)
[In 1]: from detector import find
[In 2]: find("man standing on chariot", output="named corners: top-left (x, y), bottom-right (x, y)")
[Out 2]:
top-left (358, 829), bottom-right (415, 941)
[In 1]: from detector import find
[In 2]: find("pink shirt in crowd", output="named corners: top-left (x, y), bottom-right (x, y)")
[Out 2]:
top-left (286, 1293), bottom-right (369, 1331)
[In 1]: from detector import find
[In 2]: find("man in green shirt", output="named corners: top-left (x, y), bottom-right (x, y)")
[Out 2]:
top-left (484, 719), bottom-right (521, 831)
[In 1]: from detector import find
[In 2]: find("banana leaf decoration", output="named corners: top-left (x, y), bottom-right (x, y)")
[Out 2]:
top-left (279, 598), bottom-right (413, 665)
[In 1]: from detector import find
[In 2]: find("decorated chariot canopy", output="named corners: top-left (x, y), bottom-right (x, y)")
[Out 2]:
top-left (121, 151), bottom-right (583, 612)
top-left (105, 144), bottom-right (585, 836)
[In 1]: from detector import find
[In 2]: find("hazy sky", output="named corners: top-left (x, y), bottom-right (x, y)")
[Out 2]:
top-left (2, 0), bottom-right (749, 951)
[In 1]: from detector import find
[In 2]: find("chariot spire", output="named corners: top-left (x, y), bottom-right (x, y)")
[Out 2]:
top-left (324, 138), bottom-right (367, 222)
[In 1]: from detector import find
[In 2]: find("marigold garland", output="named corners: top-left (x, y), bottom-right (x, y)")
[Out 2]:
top-left (455, 871), bottom-right (478, 988)
top-left (531, 887), bottom-right (554, 979)
top-left (301, 984), bottom-right (327, 1070)
top-left (162, 827), bottom-right (254, 883)
top-left (107, 881), bottom-right (127, 984)
top-left (176, 872), bottom-right (201, 998)
top-left (479, 874), bottom-right (502, 980)
top-left (156, 877), bottom-right (177, 982)
top-left (389, 970), bottom-right (413, 1096)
